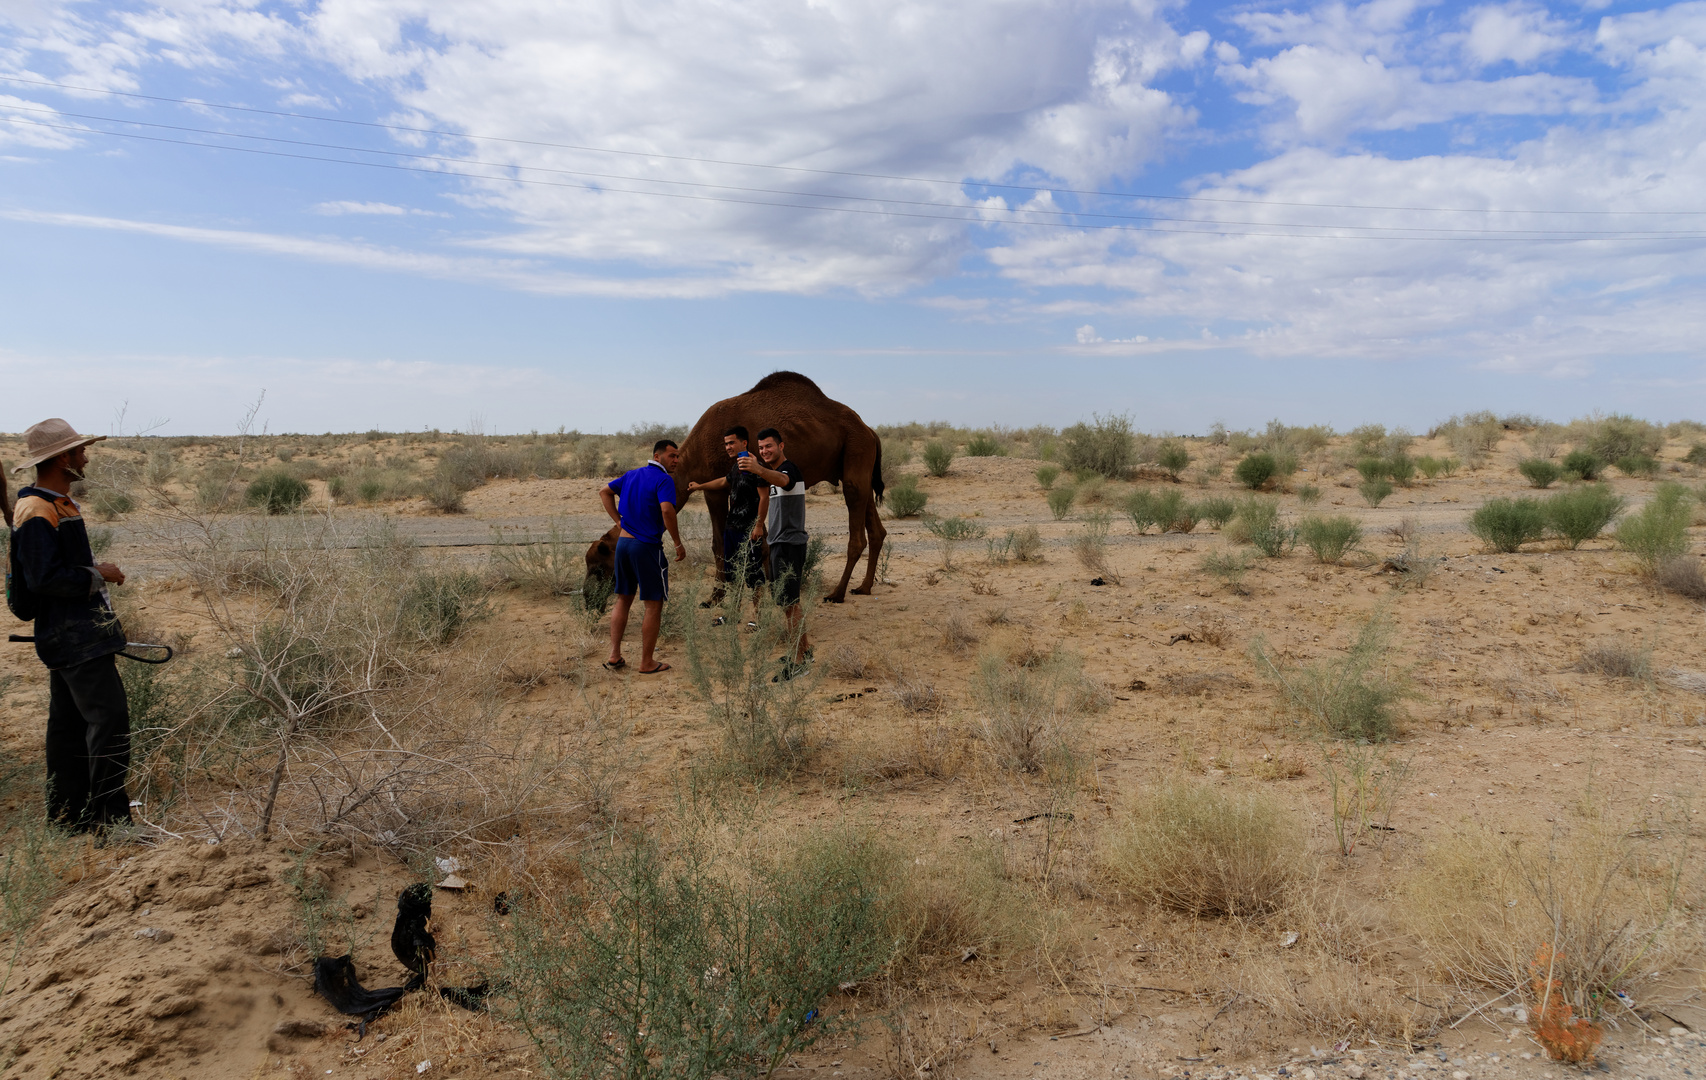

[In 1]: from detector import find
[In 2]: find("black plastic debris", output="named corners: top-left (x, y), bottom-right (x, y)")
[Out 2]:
top-left (312, 954), bottom-right (408, 1035)
top-left (314, 883), bottom-right (491, 1031)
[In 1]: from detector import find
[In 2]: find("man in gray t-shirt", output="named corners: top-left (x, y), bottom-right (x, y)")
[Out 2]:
top-left (741, 427), bottom-right (811, 674)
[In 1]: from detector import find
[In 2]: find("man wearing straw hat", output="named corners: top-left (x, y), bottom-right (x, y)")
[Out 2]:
top-left (7, 419), bottom-right (133, 833)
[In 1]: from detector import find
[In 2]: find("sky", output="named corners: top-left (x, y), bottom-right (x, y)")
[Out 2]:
top-left (1, 0), bottom-right (1703, 436)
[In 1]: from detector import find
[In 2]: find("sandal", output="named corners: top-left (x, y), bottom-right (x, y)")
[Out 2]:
top-left (602, 659), bottom-right (627, 672)
top-left (638, 662), bottom-right (672, 675)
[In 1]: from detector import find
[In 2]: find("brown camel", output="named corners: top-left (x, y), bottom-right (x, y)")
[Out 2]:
top-left (585, 372), bottom-right (887, 603)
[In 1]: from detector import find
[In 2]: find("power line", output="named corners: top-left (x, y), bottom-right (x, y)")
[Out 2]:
top-left (3, 72), bottom-right (1701, 219)
top-left (8, 104), bottom-right (1699, 238)
top-left (7, 115), bottom-right (1705, 243)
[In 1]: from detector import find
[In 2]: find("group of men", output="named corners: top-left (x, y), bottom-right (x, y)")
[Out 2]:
top-left (599, 425), bottom-right (812, 677)
top-left (0, 417), bottom-right (818, 838)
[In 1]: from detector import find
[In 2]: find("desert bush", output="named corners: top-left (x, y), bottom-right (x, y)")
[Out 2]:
top-left (144, 448), bottom-right (178, 487)
top-left (1575, 639), bottom-right (1652, 682)
top-left (422, 475), bottom-right (466, 513)
top-left (1150, 489), bottom-right (1194, 533)
top-left (1433, 410), bottom-right (1504, 464)
top-left (1104, 781), bottom-right (1300, 918)
top-left (1584, 414), bottom-right (1664, 463)
top-left (1200, 550), bottom-right (1253, 595)
top-left (1195, 496), bottom-right (1236, 528)
top-left (1543, 485), bottom-right (1624, 549)
top-left (1058, 414), bottom-right (1135, 478)
top-left (1072, 511), bottom-right (1121, 584)
top-left (1561, 449), bottom-right (1604, 481)
top-left (490, 521), bottom-right (584, 597)
top-left (1235, 452), bottom-right (1276, 490)
top-left (1615, 454), bottom-right (1658, 478)
top-left (1253, 613), bottom-right (1411, 741)
top-left (972, 650), bottom-right (1099, 779)
top-left (922, 440), bottom-right (954, 477)
top-left (1156, 441), bottom-right (1191, 477)
top-left (1009, 525), bottom-right (1043, 562)
top-left (1295, 483), bottom-right (1322, 505)
top-left (886, 475), bottom-right (927, 518)
top-left (1415, 455), bottom-right (1445, 479)
top-left (964, 431), bottom-right (1005, 457)
top-left (0, 812), bottom-right (81, 995)
top-left (1229, 498), bottom-right (1294, 557)
top-left (940, 613), bottom-right (980, 653)
top-left (1034, 464), bottom-right (1061, 490)
top-left (1685, 444), bottom-right (1706, 466)
top-left (889, 670), bottom-right (945, 714)
top-left (687, 589), bottom-right (818, 777)
top-left (245, 469), bottom-right (311, 514)
top-left (1469, 497), bottom-right (1546, 552)
top-left (1407, 802), bottom-right (1693, 1031)
top-left (1354, 457), bottom-right (1389, 483)
top-left (1519, 459), bottom-right (1563, 488)
top-left (1386, 453), bottom-right (1416, 487)
top-left (1656, 557), bottom-right (1706, 599)
top-left (1298, 515), bottom-right (1362, 564)
top-left (924, 513), bottom-right (986, 570)
top-left (401, 570), bottom-right (489, 645)
top-left (1123, 489), bottom-right (1159, 533)
top-left (502, 833), bottom-right (902, 1080)
top-left (1358, 479), bottom-right (1393, 507)
top-left (1615, 483), bottom-right (1692, 572)
top-left (1046, 484), bottom-right (1076, 520)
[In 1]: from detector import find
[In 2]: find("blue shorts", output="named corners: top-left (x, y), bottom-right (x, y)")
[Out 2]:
top-left (613, 537), bottom-right (669, 602)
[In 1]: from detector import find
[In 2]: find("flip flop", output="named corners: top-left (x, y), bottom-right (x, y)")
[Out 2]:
top-left (638, 662), bottom-right (672, 675)
top-left (602, 659), bottom-right (627, 672)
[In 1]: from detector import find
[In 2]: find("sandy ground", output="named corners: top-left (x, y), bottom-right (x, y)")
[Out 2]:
top-left (0, 429), bottom-right (1702, 1079)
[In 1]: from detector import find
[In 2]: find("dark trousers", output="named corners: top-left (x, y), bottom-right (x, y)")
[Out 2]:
top-left (46, 653), bottom-right (133, 830)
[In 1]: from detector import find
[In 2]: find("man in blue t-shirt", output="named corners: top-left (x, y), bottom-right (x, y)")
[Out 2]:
top-left (598, 440), bottom-right (686, 674)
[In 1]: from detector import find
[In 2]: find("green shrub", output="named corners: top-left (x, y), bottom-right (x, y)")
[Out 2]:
top-left (1355, 457), bottom-right (1390, 482)
top-left (1359, 479), bottom-right (1394, 507)
top-left (502, 836), bottom-right (901, 1080)
top-left (1059, 414), bottom-right (1136, 478)
top-left (1152, 489), bottom-right (1195, 533)
top-left (1235, 453), bottom-right (1277, 490)
top-left (401, 570), bottom-right (489, 644)
top-left (1200, 550), bottom-right (1253, 595)
top-left (1562, 449), bottom-right (1604, 481)
top-left (1438, 457), bottom-right (1462, 477)
top-left (1415, 456), bottom-right (1445, 479)
top-left (1468, 497), bottom-right (1547, 552)
top-left (964, 432), bottom-right (1005, 457)
top-left (1157, 442), bottom-right (1191, 477)
top-left (923, 514), bottom-right (987, 542)
top-left (1615, 454), bottom-right (1658, 479)
top-left (1684, 444), bottom-right (1706, 466)
top-left (1253, 613), bottom-right (1412, 741)
top-left (971, 650), bottom-right (1098, 778)
top-left (1104, 782), bottom-right (1300, 918)
top-left (1298, 515), bottom-right (1362, 564)
top-left (1386, 454), bottom-right (1417, 487)
top-left (1123, 489), bottom-right (1158, 533)
top-left (491, 522), bottom-right (583, 597)
top-left (1296, 484), bottom-right (1322, 505)
top-left (1034, 464), bottom-right (1061, 490)
top-left (245, 470), bottom-right (311, 514)
top-left (1195, 497), bottom-right (1236, 529)
top-left (886, 475), bottom-right (927, 518)
top-left (86, 485), bottom-right (136, 520)
top-left (1616, 484), bottom-right (1692, 572)
top-left (1544, 485), bottom-right (1624, 549)
top-left (922, 440), bottom-right (954, 477)
top-left (1047, 484), bottom-right (1076, 520)
top-left (1519, 458), bottom-right (1563, 488)
top-left (423, 476), bottom-right (466, 513)
top-left (1245, 503), bottom-right (1295, 558)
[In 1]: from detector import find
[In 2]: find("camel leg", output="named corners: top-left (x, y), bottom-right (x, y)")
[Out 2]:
top-left (827, 483), bottom-right (868, 603)
top-left (853, 494), bottom-right (886, 595)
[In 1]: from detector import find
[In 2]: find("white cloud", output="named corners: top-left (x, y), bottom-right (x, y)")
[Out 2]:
top-left (1461, 4), bottom-right (1575, 66)
top-left (311, 200), bottom-right (445, 216)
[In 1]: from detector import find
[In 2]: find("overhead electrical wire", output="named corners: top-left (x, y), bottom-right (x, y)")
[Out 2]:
top-left (5, 104), bottom-right (1698, 239)
top-left (3, 72), bottom-right (1701, 221)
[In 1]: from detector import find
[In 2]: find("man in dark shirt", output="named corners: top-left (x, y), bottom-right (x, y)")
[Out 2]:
top-left (741, 428), bottom-right (811, 675)
top-left (599, 440), bottom-right (687, 674)
top-left (8, 418), bottom-right (133, 832)
top-left (687, 426), bottom-right (769, 614)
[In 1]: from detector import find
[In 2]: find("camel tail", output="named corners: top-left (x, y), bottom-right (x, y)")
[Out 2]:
top-left (871, 441), bottom-right (885, 505)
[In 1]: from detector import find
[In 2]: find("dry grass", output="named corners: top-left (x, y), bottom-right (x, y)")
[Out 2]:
top-left (1406, 796), bottom-right (1699, 1018)
top-left (826, 643), bottom-right (872, 679)
top-left (1574, 639), bottom-right (1652, 681)
top-left (940, 613), bottom-right (981, 653)
top-left (1657, 557), bottom-right (1706, 599)
top-left (890, 671), bottom-right (946, 714)
top-left (1104, 780), bottom-right (1301, 918)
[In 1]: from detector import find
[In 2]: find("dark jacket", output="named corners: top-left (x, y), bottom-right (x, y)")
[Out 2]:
top-left (10, 486), bottom-right (125, 669)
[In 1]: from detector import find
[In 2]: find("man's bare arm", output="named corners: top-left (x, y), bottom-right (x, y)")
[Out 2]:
top-left (660, 503), bottom-right (687, 560)
top-left (753, 486), bottom-right (770, 540)
top-left (599, 486), bottom-right (621, 526)
top-left (687, 476), bottom-right (729, 493)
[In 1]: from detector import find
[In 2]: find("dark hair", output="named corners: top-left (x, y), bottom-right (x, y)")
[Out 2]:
top-left (755, 427), bottom-right (782, 444)
top-left (653, 439), bottom-right (679, 455)
top-left (723, 425), bottom-right (750, 443)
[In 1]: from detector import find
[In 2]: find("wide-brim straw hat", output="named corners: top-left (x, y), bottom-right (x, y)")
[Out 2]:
top-left (10, 418), bottom-right (106, 474)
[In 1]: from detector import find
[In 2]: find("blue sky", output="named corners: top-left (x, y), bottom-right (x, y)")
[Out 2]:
top-left (2, 0), bottom-right (1703, 435)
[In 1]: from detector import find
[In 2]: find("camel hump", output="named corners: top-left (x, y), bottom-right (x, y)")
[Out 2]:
top-left (747, 371), bottom-right (827, 397)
